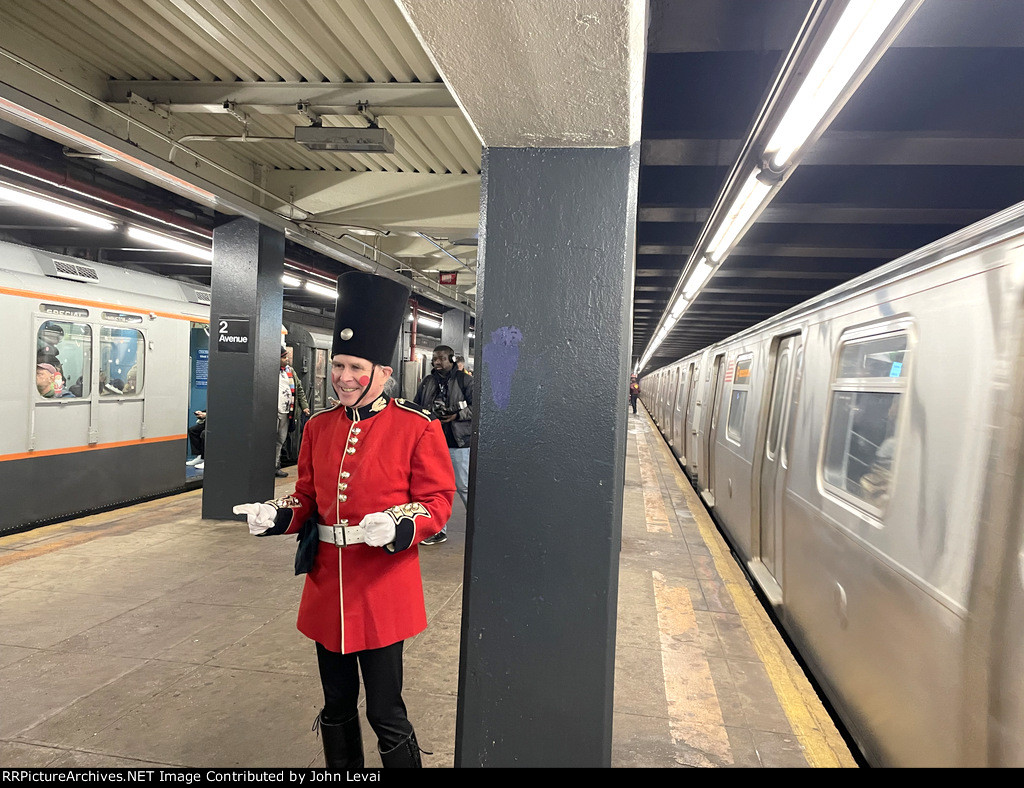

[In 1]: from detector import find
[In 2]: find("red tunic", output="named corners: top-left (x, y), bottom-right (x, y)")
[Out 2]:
top-left (275, 396), bottom-right (455, 653)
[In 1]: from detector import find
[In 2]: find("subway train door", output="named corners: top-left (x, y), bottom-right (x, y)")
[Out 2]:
top-left (682, 362), bottom-right (697, 467)
top-left (703, 353), bottom-right (725, 505)
top-left (757, 335), bottom-right (799, 593)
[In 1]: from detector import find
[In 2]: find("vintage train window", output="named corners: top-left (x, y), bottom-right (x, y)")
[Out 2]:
top-left (100, 327), bottom-right (145, 396)
top-left (726, 354), bottom-right (753, 443)
top-left (822, 331), bottom-right (909, 515)
top-left (36, 319), bottom-right (91, 399)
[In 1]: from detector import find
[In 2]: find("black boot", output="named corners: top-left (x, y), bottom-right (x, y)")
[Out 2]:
top-left (315, 710), bottom-right (364, 770)
top-left (378, 730), bottom-right (425, 768)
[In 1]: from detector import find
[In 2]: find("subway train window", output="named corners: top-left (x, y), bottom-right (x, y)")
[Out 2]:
top-left (823, 332), bottom-right (909, 513)
top-left (766, 350), bottom-right (792, 459)
top-left (36, 319), bottom-right (91, 399)
top-left (726, 354), bottom-right (753, 442)
top-left (100, 326), bottom-right (145, 396)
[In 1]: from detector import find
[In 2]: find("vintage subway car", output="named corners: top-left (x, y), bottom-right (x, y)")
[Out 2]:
top-left (0, 240), bottom-right (212, 534)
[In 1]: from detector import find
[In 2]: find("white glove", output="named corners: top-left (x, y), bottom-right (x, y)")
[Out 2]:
top-left (232, 503), bottom-right (278, 535)
top-left (361, 512), bottom-right (396, 547)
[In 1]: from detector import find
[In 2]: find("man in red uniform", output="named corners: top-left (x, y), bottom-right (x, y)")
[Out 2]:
top-left (234, 271), bottom-right (455, 769)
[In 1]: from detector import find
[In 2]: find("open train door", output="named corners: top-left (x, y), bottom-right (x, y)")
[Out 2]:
top-left (753, 334), bottom-right (801, 604)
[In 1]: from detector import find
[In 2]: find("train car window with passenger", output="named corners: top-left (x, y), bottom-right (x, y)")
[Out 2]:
top-left (822, 332), bottom-right (908, 515)
top-left (36, 320), bottom-right (91, 398)
top-left (726, 354), bottom-right (753, 443)
top-left (100, 327), bottom-right (145, 396)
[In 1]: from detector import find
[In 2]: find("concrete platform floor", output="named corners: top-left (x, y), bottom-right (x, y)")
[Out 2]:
top-left (0, 406), bottom-right (857, 768)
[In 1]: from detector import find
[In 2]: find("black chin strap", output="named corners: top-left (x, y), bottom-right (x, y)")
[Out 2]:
top-left (354, 365), bottom-right (377, 408)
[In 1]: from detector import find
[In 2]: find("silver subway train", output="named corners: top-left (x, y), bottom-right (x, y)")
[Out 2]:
top-left (642, 200), bottom-right (1024, 767)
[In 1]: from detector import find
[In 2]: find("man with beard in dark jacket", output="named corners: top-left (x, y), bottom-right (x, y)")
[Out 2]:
top-left (414, 345), bottom-right (473, 545)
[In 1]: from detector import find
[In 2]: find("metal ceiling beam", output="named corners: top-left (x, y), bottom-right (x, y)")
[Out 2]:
top-left (642, 132), bottom-right (1024, 167)
top-left (104, 80), bottom-right (458, 108)
top-left (640, 204), bottom-right (994, 225)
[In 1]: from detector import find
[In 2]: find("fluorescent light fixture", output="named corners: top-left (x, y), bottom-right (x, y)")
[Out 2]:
top-left (294, 125), bottom-right (395, 153)
top-left (765, 0), bottom-right (908, 169)
top-left (669, 293), bottom-right (688, 319)
top-left (127, 226), bottom-right (212, 259)
top-left (305, 281), bottom-right (337, 299)
top-left (0, 184), bottom-right (116, 230)
top-left (282, 274), bottom-right (302, 287)
top-left (418, 316), bottom-right (442, 329)
top-left (707, 171), bottom-right (772, 263)
top-left (682, 258), bottom-right (714, 299)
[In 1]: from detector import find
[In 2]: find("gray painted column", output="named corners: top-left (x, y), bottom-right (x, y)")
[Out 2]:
top-left (456, 145), bottom-right (640, 767)
top-left (202, 218), bottom-right (285, 519)
top-left (442, 308), bottom-right (470, 359)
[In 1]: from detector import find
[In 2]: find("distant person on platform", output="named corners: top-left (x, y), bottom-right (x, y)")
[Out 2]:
top-left (454, 355), bottom-right (472, 376)
top-left (233, 271), bottom-right (455, 769)
top-left (629, 374), bottom-right (640, 415)
top-left (276, 347), bottom-right (310, 478)
top-left (414, 345), bottom-right (472, 545)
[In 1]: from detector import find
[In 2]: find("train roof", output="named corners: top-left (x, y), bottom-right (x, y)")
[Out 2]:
top-left (0, 239), bottom-right (211, 314)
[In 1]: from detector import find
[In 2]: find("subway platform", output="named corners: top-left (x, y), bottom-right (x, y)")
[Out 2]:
top-left (0, 406), bottom-right (857, 768)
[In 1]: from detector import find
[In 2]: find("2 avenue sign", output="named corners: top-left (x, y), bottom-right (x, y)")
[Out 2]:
top-left (217, 317), bottom-right (250, 353)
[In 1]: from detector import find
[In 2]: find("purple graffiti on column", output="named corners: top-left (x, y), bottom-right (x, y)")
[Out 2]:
top-left (482, 326), bottom-right (523, 410)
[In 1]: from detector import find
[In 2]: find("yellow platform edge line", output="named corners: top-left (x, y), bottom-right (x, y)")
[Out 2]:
top-left (638, 408), bottom-right (858, 768)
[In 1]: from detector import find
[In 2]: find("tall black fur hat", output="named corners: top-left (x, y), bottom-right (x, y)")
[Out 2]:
top-left (331, 271), bottom-right (411, 365)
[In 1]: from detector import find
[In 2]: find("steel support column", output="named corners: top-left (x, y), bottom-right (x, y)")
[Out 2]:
top-left (442, 308), bottom-right (471, 361)
top-left (202, 217), bottom-right (285, 519)
top-left (456, 145), bottom-right (640, 767)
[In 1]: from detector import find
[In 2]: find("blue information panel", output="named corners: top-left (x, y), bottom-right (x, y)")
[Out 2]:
top-left (195, 349), bottom-right (209, 389)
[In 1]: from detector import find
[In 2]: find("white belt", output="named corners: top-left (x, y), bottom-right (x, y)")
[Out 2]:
top-left (317, 523), bottom-right (366, 547)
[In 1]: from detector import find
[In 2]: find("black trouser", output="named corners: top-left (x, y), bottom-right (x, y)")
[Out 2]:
top-left (316, 640), bottom-right (412, 751)
top-left (630, 395), bottom-right (638, 414)
top-left (188, 420), bottom-right (206, 456)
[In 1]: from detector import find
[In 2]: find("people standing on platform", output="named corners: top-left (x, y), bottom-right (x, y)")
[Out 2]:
top-left (275, 347), bottom-right (310, 477)
top-left (234, 271), bottom-right (455, 769)
top-left (454, 355), bottom-right (472, 375)
top-left (414, 345), bottom-right (473, 545)
top-left (629, 374), bottom-right (640, 415)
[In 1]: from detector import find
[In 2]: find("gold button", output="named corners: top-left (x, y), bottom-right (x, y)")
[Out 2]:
top-left (341, 471), bottom-right (351, 479)
top-left (346, 447), bottom-right (356, 455)
top-left (353, 428), bottom-right (361, 434)
top-left (349, 437), bottom-right (358, 444)
top-left (339, 483), bottom-right (348, 491)
top-left (339, 519), bottom-right (348, 525)
top-left (339, 495), bottom-right (348, 502)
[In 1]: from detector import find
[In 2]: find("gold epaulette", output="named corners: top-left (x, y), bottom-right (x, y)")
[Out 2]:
top-left (393, 398), bottom-right (432, 420)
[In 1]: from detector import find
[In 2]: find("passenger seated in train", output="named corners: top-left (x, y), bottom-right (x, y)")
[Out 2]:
top-left (35, 362), bottom-right (74, 398)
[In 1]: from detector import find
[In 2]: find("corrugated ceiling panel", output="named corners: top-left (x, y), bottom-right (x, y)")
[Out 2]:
top-left (5, 0), bottom-right (477, 175)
